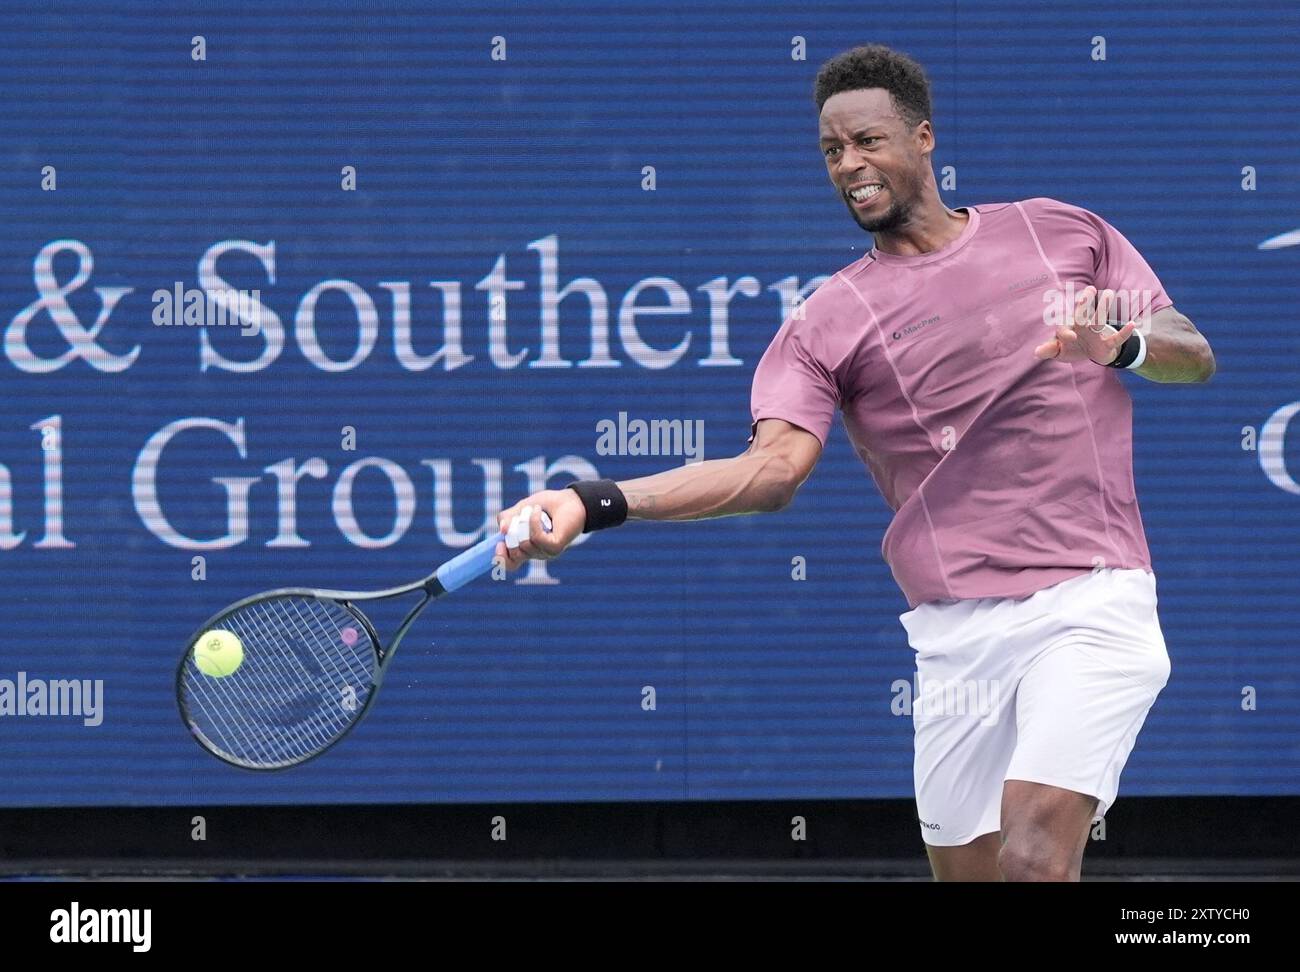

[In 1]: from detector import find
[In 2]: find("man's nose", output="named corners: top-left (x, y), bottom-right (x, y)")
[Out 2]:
top-left (832, 144), bottom-right (872, 178)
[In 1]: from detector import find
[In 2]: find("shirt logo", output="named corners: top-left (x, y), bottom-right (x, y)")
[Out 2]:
top-left (1007, 272), bottom-right (1049, 293)
top-left (891, 315), bottom-right (940, 342)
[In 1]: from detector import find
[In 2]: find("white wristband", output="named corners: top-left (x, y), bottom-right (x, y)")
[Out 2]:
top-left (1125, 328), bottom-right (1148, 369)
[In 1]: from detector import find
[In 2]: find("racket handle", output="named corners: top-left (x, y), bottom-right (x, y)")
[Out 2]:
top-left (435, 511), bottom-right (553, 593)
top-left (436, 531), bottom-right (505, 592)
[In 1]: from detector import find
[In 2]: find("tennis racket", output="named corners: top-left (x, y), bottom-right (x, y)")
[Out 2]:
top-left (176, 513), bottom-right (549, 770)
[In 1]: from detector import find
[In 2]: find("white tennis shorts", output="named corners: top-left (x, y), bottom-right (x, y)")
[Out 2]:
top-left (900, 567), bottom-right (1171, 847)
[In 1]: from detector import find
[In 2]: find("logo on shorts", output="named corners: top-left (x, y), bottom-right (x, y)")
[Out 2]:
top-left (919, 819), bottom-right (942, 831)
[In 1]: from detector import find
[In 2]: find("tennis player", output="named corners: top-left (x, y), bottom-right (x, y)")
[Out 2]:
top-left (495, 44), bottom-right (1214, 881)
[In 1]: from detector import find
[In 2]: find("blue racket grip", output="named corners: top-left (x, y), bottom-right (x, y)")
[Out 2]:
top-left (435, 511), bottom-right (552, 592)
top-left (436, 531), bottom-right (505, 592)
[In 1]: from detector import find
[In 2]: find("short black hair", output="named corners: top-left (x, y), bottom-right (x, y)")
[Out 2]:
top-left (813, 45), bottom-right (932, 128)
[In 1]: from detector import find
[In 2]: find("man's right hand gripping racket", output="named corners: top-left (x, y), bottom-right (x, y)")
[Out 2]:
top-left (176, 508), bottom-right (551, 770)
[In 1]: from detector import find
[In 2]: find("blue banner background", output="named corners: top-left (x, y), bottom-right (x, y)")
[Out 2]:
top-left (0, 1), bottom-right (1296, 805)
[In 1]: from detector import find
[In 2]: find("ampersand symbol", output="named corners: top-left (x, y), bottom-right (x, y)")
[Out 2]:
top-left (5, 239), bottom-right (138, 373)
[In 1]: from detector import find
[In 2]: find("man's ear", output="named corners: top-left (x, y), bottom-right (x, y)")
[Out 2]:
top-left (914, 119), bottom-right (935, 154)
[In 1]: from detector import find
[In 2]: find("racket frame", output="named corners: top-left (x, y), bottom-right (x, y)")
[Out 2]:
top-left (177, 518), bottom-right (540, 770)
top-left (176, 572), bottom-right (453, 771)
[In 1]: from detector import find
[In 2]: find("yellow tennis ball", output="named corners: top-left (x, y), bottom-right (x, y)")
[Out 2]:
top-left (195, 629), bottom-right (244, 677)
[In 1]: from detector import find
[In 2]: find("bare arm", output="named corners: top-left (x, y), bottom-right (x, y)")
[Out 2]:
top-left (493, 418), bottom-right (823, 568)
top-left (619, 418), bottom-right (823, 520)
top-left (1034, 287), bottom-right (1215, 384)
top-left (1130, 306), bottom-right (1215, 383)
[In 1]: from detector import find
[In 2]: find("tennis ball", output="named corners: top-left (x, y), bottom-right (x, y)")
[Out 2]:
top-left (194, 629), bottom-right (244, 677)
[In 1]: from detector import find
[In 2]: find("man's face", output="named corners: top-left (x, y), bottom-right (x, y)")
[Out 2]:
top-left (818, 88), bottom-right (932, 233)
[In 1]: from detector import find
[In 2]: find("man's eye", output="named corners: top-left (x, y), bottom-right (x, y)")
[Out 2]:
top-left (824, 146), bottom-right (839, 157)
top-left (859, 137), bottom-right (878, 146)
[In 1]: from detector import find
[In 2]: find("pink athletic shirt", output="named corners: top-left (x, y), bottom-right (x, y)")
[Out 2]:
top-left (749, 197), bottom-right (1173, 608)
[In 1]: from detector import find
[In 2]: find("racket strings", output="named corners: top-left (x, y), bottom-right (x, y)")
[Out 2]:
top-left (180, 596), bottom-right (378, 768)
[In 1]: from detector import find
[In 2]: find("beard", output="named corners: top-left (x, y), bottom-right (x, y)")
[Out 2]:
top-left (849, 190), bottom-right (912, 233)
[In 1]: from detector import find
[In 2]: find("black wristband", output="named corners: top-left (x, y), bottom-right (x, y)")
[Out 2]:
top-left (1105, 331), bottom-right (1143, 369)
top-left (566, 479), bottom-right (628, 533)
